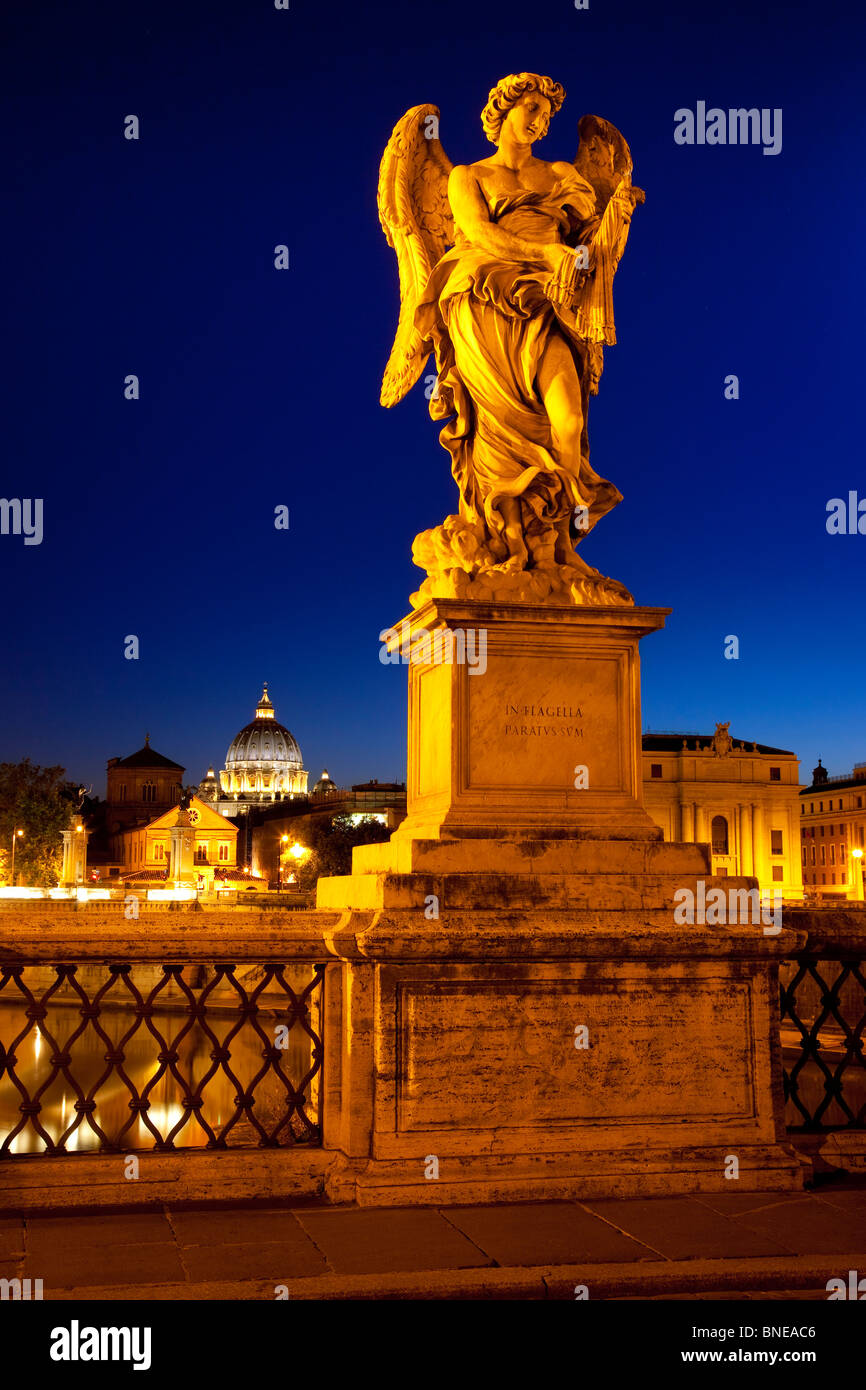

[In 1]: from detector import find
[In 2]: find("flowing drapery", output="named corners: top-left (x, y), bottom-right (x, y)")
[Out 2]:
top-left (415, 181), bottom-right (622, 547)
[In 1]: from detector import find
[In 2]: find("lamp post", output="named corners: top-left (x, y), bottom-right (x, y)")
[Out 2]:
top-left (9, 828), bottom-right (23, 887)
top-left (278, 833), bottom-right (289, 892)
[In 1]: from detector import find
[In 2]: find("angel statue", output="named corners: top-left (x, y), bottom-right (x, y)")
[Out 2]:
top-left (378, 72), bottom-right (645, 607)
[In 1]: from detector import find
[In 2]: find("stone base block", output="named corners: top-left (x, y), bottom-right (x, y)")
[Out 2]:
top-left (321, 926), bottom-right (807, 1207)
top-left (325, 1145), bottom-right (804, 1208)
top-left (350, 836), bottom-right (711, 878)
top-left (387, 599), bottom-right (669, 843)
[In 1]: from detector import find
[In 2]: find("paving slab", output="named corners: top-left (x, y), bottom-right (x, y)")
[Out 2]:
top-left (25, 1211), bottom-right (173, 1254)
top-left (180, 1238), bottom-right (328, 1282)
top-left (23, 1239), bottom-right (186, 1289)
top-left (168, 1207), bottom-right (311, 1247)
top-left (295, 1207), bottom-right (495, 1275)
top-left (811, 1188), bottom-right (866, 1213)
top-left (443, 1201), bottom-right (658, 1266)
top-left (0, 1221), bottom-right (25, 1259)
top-left (725, 1197), bottom-right (866, 1256)
top-left (694, 1191), bottom-right (817, 1217)
top-left (583, 1197), bottom-right (793, 1260)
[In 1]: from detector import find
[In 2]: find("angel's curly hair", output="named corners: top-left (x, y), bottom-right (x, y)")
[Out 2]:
top-left (481, 73), bottom-right (565, 145)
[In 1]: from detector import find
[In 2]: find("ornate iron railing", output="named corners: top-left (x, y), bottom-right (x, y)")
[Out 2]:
top-left (0, 961), bottom-right (325, 1156)
top-left (780, 954), bottom-right (866, 1131)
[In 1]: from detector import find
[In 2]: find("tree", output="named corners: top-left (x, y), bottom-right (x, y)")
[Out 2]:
top-left (296, 815), bottom-right (391, 892)
top-left (0, 759), bottom-right (80, 887)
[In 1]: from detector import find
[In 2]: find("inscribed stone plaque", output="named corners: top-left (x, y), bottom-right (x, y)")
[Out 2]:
top-left (467, 651), bottom-right (623, 790)
top-left (397, 978), bottom-right (754, 1131)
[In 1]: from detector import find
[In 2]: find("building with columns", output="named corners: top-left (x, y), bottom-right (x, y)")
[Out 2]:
top-left (799, 759), bottom-right (866, 901)
top-left (641, 725), bottom-right (803, 899)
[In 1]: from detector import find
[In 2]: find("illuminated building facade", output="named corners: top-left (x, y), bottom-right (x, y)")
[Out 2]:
top-left (207, 685), bottom-right (308, 818)
top-left (120, 795), bottom-right (256, 891)
top-left (641, 725), bottom-right (803, 899)
top-left (799, 759), bottom-right (866, 901)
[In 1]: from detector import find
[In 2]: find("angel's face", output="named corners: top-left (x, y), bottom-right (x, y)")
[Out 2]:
top-left (501, 92), bottom-right (552, 146)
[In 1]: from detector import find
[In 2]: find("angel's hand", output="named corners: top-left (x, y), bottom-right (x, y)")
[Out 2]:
top-left (543, 244), bottom-right (589, 308)
top-left (616, 182), bottom-right (645, 209)
top-left (544, 243), bottom-right (580, 277)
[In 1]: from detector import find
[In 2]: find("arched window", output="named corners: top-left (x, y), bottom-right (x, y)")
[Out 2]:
top-left (711, 815), bottom-right (729, 855)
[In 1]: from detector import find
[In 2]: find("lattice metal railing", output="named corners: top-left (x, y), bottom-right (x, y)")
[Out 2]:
top-left (780, 955), bottom-right (866, 1131)
top-left (0, 962), bottom-right (325, 1156)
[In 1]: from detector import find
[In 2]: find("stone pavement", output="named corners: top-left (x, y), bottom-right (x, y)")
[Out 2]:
top-left (3, 1181), bottom-right (865, 1300)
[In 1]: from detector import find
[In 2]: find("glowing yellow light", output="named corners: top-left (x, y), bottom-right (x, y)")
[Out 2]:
top-left (290, 843), bottom-right (307, 860)
top-left (854, 849), bottom-right (864, 859)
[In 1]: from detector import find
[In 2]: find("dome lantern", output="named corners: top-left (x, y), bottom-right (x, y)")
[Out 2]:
top-left (255, 683), bottom-right (275, 721)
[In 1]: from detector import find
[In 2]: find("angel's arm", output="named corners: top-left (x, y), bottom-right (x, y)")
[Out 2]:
top-left (448, 165), bottom-right (564, 271)
top-left (550, 161), bottom-right (597, 216)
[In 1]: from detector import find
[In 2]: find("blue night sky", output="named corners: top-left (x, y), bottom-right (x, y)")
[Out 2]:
top-left (2, 0), bottom-right (864, 794)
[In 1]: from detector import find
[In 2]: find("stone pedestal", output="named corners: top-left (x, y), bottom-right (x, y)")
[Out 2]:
top-left (59, 818), bottom-right (90, 888)
top-left (318, 601), bottom-right (805, 1206)
top-left (385, 599), bottom-right (667, 842)
top-left (168, 816), bottom-right (196, 890)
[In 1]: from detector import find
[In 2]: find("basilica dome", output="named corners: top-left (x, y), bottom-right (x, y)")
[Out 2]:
top-left (220, 685), bottom-right (308, 800)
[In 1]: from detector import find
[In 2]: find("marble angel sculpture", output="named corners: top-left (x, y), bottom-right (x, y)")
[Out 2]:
top-left (378, 72), bottom-right (644, 607)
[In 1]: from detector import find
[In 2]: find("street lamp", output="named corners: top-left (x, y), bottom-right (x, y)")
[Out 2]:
top-left (9, 828), bottom-right (23, 887)
top-left (278, 833), bottom-right (289, 892)
top-left (287, 842), bottom-right (309, 891)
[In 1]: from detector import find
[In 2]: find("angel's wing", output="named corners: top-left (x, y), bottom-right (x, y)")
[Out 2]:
top-left (571, 115), bottom-right (645, 383)
top-left (377, 104), bottom-right (454, 408)
top-left (574, 114), bottom-right (641, 208)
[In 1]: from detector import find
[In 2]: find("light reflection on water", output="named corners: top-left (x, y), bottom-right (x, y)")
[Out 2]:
top-left (0, 965), bottom-right (320, 1154)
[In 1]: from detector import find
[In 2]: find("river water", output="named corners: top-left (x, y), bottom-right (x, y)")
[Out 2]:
top-left (0, 965), bottom-right (321, 1154)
